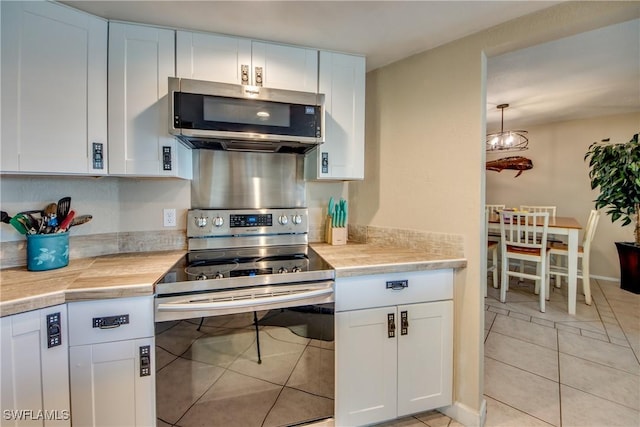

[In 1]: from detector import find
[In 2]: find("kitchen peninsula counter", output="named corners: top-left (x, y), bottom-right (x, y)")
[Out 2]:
top-left (0, 250), bottom-right (185, 317)
top-left (310, 242), bottom-right (466, 277)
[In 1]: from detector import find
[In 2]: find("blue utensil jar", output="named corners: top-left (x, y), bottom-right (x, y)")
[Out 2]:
top-left (26, 233), bottom-right (69, 271)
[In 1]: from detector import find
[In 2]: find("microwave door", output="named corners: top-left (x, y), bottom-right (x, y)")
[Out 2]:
top-left (174, 92), bottom-right (321, 143)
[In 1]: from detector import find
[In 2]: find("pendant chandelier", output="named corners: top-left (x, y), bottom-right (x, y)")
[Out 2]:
top-left (486, 104), bottom-right (528, 152)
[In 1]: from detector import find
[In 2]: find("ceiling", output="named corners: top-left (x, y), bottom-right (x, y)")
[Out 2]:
top-left (62, 1), bottom-right (640, 131)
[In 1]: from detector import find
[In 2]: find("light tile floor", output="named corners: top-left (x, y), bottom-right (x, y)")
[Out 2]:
top-left (155, 310), bottom-right (335, 427)
top-left (156, 277), bottom-right (639, 427)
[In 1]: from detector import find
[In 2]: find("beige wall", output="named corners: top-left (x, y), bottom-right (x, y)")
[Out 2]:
top-left (350, 2), bottom-right (639, 423)
top-left (487, 113), bottom-right (640, 280)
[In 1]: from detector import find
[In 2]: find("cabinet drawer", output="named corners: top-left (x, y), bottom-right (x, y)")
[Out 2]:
top-left (68, 296), bottom-right (154, 346)
top-left (335, 269), bottom-right (453, 312)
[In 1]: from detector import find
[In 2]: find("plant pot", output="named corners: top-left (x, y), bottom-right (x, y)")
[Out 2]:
top-left (615, 242), bottom-right (640, 294)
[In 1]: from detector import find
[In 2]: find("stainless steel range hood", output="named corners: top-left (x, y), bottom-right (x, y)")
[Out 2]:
top-left (169, 77), bottom-right (324, 154)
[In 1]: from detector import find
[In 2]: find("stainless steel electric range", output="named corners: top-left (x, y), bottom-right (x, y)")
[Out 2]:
top-left (154, 151), bottom-right (335, 427)
top-left (155, 207), bottom-right (334, 321)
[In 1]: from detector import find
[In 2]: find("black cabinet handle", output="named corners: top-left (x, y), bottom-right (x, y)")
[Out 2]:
top-left (386, 280), bottom-right (408, 290)
top-left (400, 310), bottom-right (409, 335)
top-left (388, 313), bottom-right (396, 338)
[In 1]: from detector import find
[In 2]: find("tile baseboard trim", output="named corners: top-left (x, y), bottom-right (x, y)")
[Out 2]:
top-left (440, 400), bottom-right (484, 427)
top-left (0, 230), bottom-right (187, 269)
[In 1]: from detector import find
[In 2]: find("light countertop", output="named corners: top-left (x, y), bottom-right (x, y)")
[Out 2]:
top-left (310, 242), bottom-right (466, 278)
top-left (1, 243), bottom-right (466, 317)
top-left (0, 251), bottom-right (185, 317)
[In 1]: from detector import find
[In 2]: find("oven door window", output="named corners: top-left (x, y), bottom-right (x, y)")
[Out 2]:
top-left (175, 93), bottom-right (320, 138)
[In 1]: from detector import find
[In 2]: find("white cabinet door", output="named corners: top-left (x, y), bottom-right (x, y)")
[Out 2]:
top-left (306, 51), bottom-right (365, 180)
top-left (252, 41), bottom-right (318, 92)
top-left (109, 23), bottom-right (192, 179)
top-left (176, 31), bottom-right (318, 92)
top-left (0, 305), bottom-right (70, 426)
top-left (0, 1), bottom-right (108, 175)
top-left (69, 337), bottom-right (155, 427)
top-left (335, 307), bottom-right (397, 427)
top-left (397, 301), bottom-right (453, 416)
top-left (176, 31), bottom-right (251, 84)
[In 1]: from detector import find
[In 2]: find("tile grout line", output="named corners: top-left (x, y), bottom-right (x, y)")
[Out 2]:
top-left (556, 325), bottom-right (563, 427)
top-left (485, 286), bottom-right (633, 349)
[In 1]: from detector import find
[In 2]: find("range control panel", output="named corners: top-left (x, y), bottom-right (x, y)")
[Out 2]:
top-left (187, 208), bottom-right (308, 238)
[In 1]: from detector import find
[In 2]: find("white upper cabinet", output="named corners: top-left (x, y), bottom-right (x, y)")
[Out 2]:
top-left (1, 1), bottom-right (108, 175)
top-left (109, 23), bottom-right (192, 179)
top-left (305, 51), bottom-right (365, 180)
top-left (176, 31), bottom-right (318, 92)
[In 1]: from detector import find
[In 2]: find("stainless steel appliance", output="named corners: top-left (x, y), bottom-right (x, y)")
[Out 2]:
top-left (155, 208), bottom-right (335, 427)
top-left (155, 208), bottom-right (334, 321)
top-left (169, 77), bottom-right (324, 153)
top-left (155, 149), bottom-right (335, 426)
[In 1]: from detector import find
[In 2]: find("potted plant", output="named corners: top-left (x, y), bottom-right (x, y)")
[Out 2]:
top-left (584, 132), bottom-right (640, 293)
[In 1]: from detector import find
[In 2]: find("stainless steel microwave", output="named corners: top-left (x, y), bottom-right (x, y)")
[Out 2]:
top-left (169, 77), bottom-right (324, 154)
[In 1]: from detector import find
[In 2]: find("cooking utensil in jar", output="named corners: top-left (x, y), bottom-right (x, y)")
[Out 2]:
top-left (44, 203), bottom-right (58, 227)
top-left (56, 197), bottom-right (71, 222)
top-left (9, 215), bottom-right (28, 234)
top-left (57, 210), bottom-right (75, 233)
top-left (1, 211), bottom-right (11, 224)
top-left (17, 213), bottom-right (39, 234)
top-left (70, 214), bottom-right (92, 227)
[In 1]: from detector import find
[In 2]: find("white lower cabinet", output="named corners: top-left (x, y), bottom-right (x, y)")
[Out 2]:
top-left (68, 296), bottom-right (155, 427)
top-left (335, 270), bottom-right (453, 427)
top-left (0, 305), bottom-right (71, 426)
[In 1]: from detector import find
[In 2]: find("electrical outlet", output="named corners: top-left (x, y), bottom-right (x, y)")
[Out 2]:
top-left (163, 209), bottom-right (177, 227)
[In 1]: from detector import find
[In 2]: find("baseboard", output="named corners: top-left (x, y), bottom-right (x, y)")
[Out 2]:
top-left (590, 274), bottom-right (619, 283)
top-left (440, 399), bottom-right (486, 427)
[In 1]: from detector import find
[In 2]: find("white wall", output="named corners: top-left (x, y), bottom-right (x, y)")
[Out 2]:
top-left (487, 112), bottom-right (640, 280)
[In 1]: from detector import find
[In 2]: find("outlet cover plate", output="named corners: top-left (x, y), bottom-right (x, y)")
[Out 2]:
top-left (163, 208), bottom-right (177, 227)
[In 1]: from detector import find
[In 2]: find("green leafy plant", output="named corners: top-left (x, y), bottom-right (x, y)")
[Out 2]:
top-left (584, 133), bottom-right (640, 245)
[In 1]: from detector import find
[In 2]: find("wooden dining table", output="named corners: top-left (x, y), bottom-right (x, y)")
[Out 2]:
top-left (488, 215), bottom-right (583, 315)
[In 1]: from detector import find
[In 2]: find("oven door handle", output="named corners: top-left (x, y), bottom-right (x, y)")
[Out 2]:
top-left (156, 286), bottom-right (334, 312)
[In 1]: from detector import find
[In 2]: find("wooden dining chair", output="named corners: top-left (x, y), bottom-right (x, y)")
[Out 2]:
top-left (517, 206), bottom-right (559, 275)
top-left (549, 210), bottom-right (600, 305)
top-left (499, 211), bottom-right (551, 312)
top-left (520, 205), bottom-right (557, 218)
top-left (485, 207), bottom-right (499, 296)
top-left (486, 204), bottom-right (506, 240)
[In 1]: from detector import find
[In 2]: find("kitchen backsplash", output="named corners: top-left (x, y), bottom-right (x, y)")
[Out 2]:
top-left (0, 230), bottom-right (187, 268)
top-left (349, 224), bottom-right (465, 258)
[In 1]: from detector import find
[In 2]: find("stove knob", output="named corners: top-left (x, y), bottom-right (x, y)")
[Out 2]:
top-left (213, 216), bottom-right (224, 227)
top-left (214, 272), bottom-right (224, 279)
top-left (292, 266), bottom-right (302, 273)
top-left (291, 214), bottom-right (302, 225)
top-left (278, 215), bottom-right (289, 225)
top-left (196, 273), bottom-right (208, 280)
top-left (195, 216), bottom-right (208, 228)
top-left (278, 267), bottom-right (289, 274)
